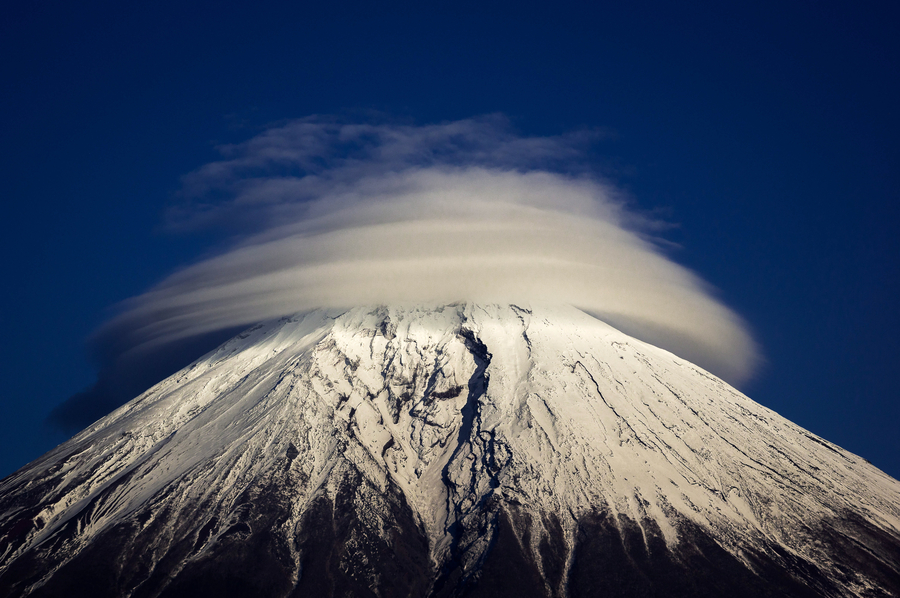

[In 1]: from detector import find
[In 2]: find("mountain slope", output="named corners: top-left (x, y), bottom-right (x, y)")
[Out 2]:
top-left (1, 304), bottom-right (899, 597)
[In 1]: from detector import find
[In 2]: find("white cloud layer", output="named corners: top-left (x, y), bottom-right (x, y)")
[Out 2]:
top-left (100, 116), bottom-right (759, 385)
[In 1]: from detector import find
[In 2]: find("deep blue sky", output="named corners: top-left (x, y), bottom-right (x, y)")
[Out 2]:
top-left (1, 1), bottom-right (898, 479)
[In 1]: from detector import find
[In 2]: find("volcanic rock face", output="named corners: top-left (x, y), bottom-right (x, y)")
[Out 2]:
top-left (1, 304), bottom-right (899, 597)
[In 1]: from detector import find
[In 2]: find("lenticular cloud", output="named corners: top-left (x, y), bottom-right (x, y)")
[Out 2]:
top-left (100, 115), bottom-right (759, 385)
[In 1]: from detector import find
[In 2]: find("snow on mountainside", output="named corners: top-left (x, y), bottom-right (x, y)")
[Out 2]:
top-left (1, 304), bottom-right (899, 597)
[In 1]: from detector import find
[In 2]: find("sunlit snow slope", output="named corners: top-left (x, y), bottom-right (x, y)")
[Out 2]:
top-left (1, 304), bottom-right (899, 597)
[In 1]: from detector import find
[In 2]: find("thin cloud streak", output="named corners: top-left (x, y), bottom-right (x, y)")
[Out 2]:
top-left (102, 117), bottom-right (759, 386)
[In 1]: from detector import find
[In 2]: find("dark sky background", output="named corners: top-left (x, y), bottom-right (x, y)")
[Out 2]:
top-left (1, 1), bottom-right (898, 480)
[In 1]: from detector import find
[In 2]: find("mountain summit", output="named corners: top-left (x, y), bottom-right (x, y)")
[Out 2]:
top-left (1, 304), bottom-right (899, 597)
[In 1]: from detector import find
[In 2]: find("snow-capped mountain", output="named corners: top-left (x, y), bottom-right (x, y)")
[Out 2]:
top-left (1, 304), bottom-right (898, 597)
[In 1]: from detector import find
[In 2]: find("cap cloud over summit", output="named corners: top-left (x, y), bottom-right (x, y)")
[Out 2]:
top-left (51, 116), bottom-right (759, 429)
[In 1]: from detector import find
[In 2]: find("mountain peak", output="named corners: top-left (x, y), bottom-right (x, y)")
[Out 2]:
top-left (2, 304), bottom-right (899, 597)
